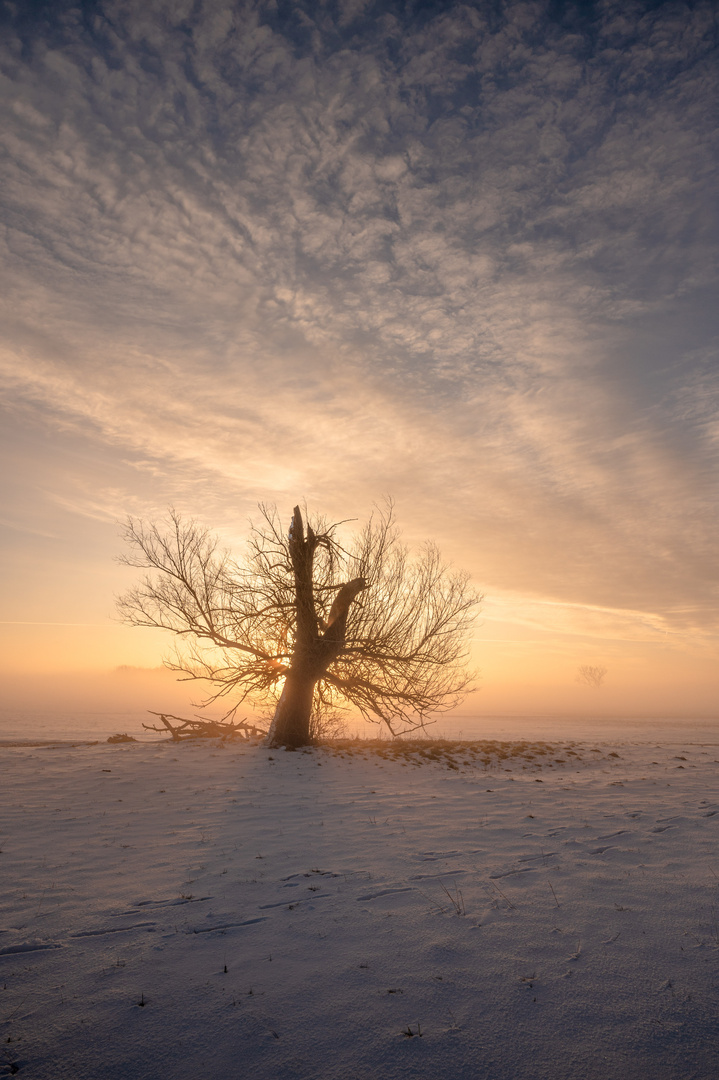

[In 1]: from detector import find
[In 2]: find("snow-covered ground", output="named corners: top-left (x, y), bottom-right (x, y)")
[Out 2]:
top-left (1, 733), bottom-right (718, 1079)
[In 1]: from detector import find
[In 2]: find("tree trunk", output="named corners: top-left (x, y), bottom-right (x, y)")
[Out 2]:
top-left (267, 669), bottom-right (317, 748)
top-left (266, 505), bottom-right (366, 749)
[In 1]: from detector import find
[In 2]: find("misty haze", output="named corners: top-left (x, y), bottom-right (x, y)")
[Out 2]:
top-left (1, 1), bottom-right (718, 1078)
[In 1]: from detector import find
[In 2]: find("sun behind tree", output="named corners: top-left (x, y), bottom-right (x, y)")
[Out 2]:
top-left (118, 502), bottom-right (482, 748)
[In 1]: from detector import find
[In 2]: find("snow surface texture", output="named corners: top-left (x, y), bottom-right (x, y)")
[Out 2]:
top-left (1, 737), bottom-right (718, 1080)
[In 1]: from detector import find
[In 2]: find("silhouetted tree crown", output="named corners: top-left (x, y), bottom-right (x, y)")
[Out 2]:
top-left (118, 502), bottom-right (481, 747)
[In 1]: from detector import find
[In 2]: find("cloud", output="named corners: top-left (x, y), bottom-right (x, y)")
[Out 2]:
top-left (0, 0), bottom-right (717, 657)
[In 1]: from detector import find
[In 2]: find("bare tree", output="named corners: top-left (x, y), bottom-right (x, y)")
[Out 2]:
top-left (118, 502), bottom-right (481, 748)
top-left (576, 665), bottom-right (608, 689)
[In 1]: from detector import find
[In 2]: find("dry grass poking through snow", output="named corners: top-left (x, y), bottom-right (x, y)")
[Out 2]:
top-left (322, 737), bottom-right (604, 772)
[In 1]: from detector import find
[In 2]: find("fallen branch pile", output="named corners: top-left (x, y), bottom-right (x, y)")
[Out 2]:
top-left (143, 712), bottom-right (267, 742)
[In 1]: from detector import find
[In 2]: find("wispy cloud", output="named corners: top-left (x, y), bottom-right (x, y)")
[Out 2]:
top-left (0, 0), bottom-right (718, 664)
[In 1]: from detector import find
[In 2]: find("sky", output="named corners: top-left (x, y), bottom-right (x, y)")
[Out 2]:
top-left (1, 0), bottom-right (718, 722)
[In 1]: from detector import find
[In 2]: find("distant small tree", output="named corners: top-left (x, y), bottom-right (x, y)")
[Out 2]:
top-left (576, 665), bottom-right (608, 689)
top-left (118, 502), bottom-right (481, 748)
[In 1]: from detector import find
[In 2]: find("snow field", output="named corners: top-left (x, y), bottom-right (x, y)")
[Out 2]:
top-left (1, 738), bottom-right (718, 1079)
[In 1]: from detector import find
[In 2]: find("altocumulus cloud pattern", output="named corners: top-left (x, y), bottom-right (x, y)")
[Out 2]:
top-left (0, 0), bottom-right (718, 644)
